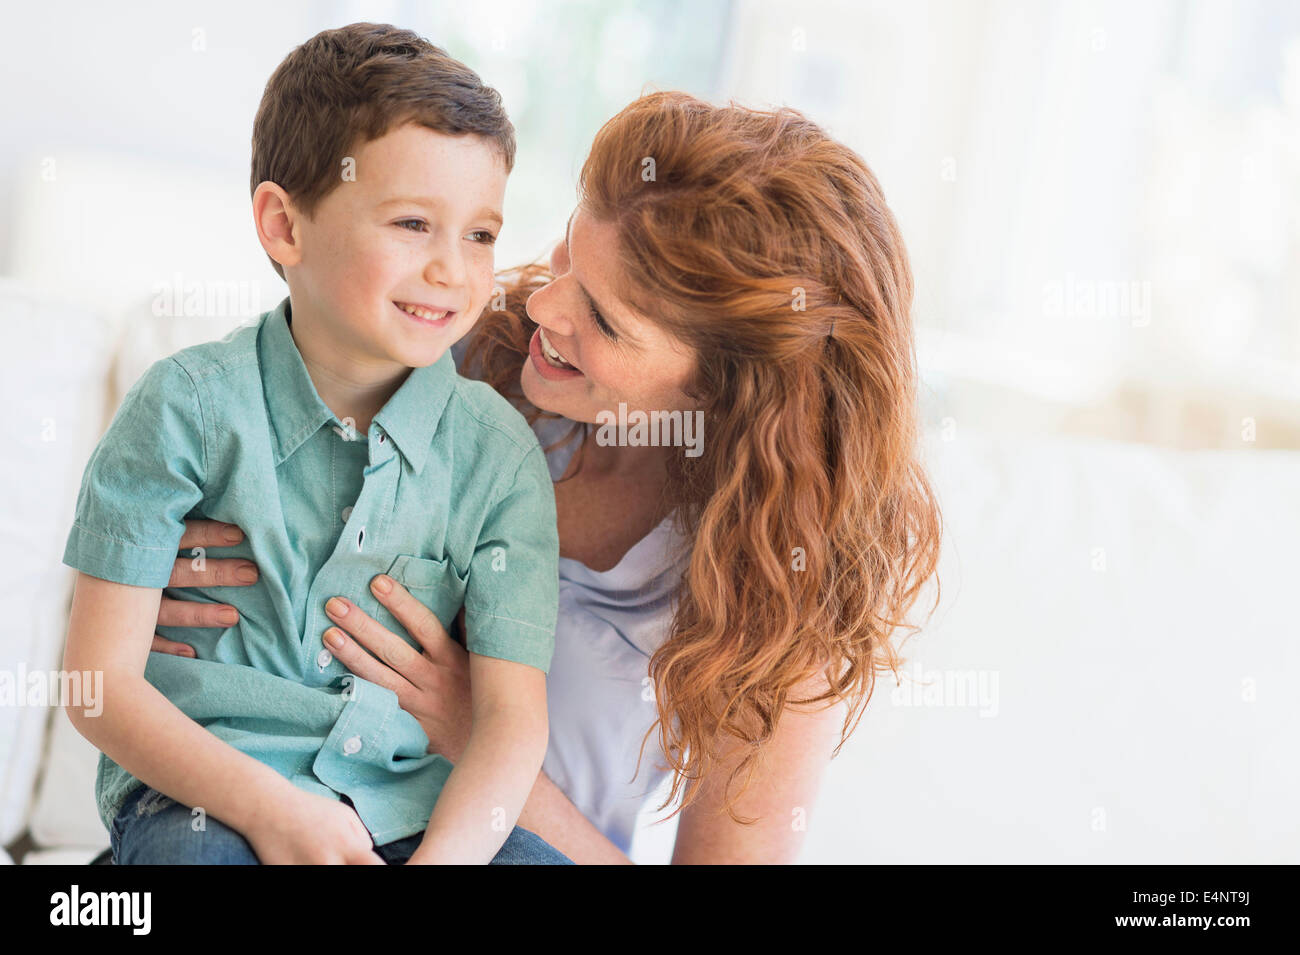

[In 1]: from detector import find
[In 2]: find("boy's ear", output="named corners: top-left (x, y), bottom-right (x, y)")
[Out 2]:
top-left (252, 181), bottom-right (304, 272)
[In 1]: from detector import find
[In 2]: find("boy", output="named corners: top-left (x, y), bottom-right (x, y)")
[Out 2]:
top-left (61, 23), bottom-right (561, 864)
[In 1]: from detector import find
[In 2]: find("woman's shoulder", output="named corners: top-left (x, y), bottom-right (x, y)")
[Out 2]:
top-left (448, 334), bottom-right (474, 376)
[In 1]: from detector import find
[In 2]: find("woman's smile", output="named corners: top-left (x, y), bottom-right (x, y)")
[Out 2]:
top-left (528, 327), bottom-right (585, 380)
top-left (538, 326), bottom-right (580, 370)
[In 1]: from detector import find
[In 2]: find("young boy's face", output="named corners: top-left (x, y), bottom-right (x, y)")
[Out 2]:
top-left (283, 122), bottom-right (507, 369)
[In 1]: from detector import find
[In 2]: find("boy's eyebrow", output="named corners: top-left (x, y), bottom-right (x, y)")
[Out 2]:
top-left (379, 196), bottom-right (503, 227)
top-left (564, 212), bottom-right (637, 344)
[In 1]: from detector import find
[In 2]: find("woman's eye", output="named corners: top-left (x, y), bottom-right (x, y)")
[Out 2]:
top-left (591, 304), bottom-right (617, 341)
top-left (468, 229), bottom-right (497, 245)
top-left (395, 219), bottom-right (426, 232)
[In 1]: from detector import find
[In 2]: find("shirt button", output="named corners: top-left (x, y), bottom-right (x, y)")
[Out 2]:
top-left (377, 432), bottom-right (387, 445)
top-left (341, 505), bottom-right (353, 523)
top-left (342, 735), bottom-right (362, 756)
top-left (316, 648), bottom-right (333, 669)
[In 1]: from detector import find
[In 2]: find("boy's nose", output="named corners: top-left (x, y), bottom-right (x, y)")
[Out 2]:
top-left (422, 238), bottom-right (466, 289)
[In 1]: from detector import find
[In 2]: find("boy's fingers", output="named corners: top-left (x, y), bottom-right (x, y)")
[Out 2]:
top-left (149, 634), bottom-right (197, 657)
top-left (177, 519), bottom-right (244, 549)
top-left (157, 596), bottom-right (239, 629)
top-left (168, 556), bottom-right (259, 588)
top-left (368, 576), bottom-right (452, 655)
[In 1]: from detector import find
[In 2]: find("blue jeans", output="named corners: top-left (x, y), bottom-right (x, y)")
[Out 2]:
top-left (109, 785), bottom-right (574, 865)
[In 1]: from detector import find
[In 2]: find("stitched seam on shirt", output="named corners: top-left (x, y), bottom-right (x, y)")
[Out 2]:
top-left (178, 350), bottom-right (259, 384)
top-left (70, 520), bottom-right (180, 552)
top-left (448, 388), bottom-right (538, 459)
top-left (443, 389), bottom-right (548, 528)
top-left (284, 417), bottom-right (333, 458)
top-left (463, 446), bottom-right (552, 636)
top-left (169, 357), bottom-right (209, 479)
top-left (462, 609), bottom-right (553, 634)
top-left (482, 441), bottom-right (542, 520)
top-left (174, 351), bottom-right (258, 461)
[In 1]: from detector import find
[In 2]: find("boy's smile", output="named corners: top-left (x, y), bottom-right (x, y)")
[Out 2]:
top-left (393, 301), bottom-right (457, 327)
top-left (253, 121), bottom-right (508, 428)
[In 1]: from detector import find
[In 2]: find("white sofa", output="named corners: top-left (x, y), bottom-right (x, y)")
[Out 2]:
top-left (1, 278), bottom-right (1296, 864)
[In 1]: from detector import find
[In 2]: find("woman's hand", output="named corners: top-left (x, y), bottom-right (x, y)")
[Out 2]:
top-left (150, 519), bottom-right (259, 657)
top-left (322, 575), bottom-right (473, 763)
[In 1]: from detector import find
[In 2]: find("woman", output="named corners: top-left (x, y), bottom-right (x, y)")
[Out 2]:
top-left (152, 91), bottom-right (941, 863)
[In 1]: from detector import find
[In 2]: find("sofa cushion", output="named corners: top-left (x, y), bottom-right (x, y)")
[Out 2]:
top-left (0, 279), bottom-right (112, 846)
top-left (23, 297), bottom-right (246, 852)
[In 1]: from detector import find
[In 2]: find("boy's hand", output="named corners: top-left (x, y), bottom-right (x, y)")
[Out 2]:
top-left (244, 790), bottom-right (385, 865)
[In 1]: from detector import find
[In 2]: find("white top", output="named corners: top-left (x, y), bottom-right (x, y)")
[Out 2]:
top-left (449, 338), bottom-right (690, 853)
top-left (530, 411), bottom-right (691, 853)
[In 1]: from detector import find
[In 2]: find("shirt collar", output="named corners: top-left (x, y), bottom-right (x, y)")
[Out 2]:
top-left (260, 297), bottom-right (457, 475)
top-left (371, 347), bottom-right (456, 476)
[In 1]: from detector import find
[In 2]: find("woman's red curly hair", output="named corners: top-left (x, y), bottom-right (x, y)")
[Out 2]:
top-left (465, 91), bottom-right (942, 823)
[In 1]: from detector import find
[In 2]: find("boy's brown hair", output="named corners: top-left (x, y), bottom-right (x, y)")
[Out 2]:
top-left (251, 22), bottom-right (515, 279)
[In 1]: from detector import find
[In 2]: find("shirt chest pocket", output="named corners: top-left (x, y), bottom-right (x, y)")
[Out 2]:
top-left (378, 554), bottom-right (468, 638)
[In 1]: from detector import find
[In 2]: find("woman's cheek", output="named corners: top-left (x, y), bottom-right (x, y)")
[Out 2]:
top-left (585, 360), bottom-right (620, 399)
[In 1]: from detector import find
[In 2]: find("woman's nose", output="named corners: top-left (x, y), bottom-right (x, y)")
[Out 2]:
top-left (525, 280), bottom-right (577, 337)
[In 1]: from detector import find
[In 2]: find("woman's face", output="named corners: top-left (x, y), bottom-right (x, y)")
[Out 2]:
top-left (520, 208), bottom-right (698, 426)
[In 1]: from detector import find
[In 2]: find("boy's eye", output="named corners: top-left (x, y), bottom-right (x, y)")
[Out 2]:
top-left (394, 220), bottom-right (496, 244)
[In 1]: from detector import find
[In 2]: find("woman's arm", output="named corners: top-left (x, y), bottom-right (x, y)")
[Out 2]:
top-left (321, 584), bottom-right (636, 864)
top-left (322, 579), bottom-right (844, 864)
top-left (151, 540), bottom-right (843, 866)
top-left (151, 522), bottom-right (637, 862)
top-left (514, 768), bottom-right (637, 864)
top-left (669, 679), bottom-right (845, 864)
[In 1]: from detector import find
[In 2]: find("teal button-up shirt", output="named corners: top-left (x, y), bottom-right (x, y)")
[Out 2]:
top-left (62, 297), bottom-right (559, 844)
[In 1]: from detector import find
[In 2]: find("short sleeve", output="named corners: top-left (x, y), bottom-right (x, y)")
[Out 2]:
top-left (463, 444), bottom-right (559, 673)
top-left (62, 357), bottom-right (207, 588)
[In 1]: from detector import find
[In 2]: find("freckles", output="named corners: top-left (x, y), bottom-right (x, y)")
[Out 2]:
top-left (470, 268), bottom-right (495, 306)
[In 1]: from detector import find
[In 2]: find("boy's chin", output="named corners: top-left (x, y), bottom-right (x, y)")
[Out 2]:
top-left (387, 341), bottom-right (448, 368)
